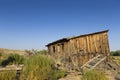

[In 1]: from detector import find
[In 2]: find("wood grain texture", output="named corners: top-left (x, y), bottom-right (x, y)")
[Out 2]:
top-left (47, 30), bottom-right (110, 67)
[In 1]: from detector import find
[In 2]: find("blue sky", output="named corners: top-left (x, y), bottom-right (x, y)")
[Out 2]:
top-left (0, 0), bottom-right (120, 51)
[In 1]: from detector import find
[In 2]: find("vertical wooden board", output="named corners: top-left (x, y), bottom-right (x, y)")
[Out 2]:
top-left (54, 45), bottom-right (56, 54)
top-left (68, 40), bottom-right (71, 55)
top-left (75, 38), bottom-right (78, 54)
top-left (74, 39), bottom-right (77, 54)
top-left (98, 34), bottom-right (101, 54)
top-left (63, 42), bottom-right (65, 57)
top-left (51, 46), bottom-right (53, 54)
top-left (96, 34), bottom-right (100, 54)
top-left (63, 43), bottom-right (65, 57)
top-left (100, 33), bottom-right (104, 54)
top-left (66, 42), bottom-right (68, 56)
top-left (94, 35), bottom-right (98, 53)
top-left (104, 32), bottom-right (107, 55)
top-left (90, 35), bottom-right (94, 58)
top-left (92, 35), bottom-right (96, 56)
top-left (55, 44), bottom-right (57, 53)
top-left (91, 35), bottom-right (93, 53)
top-left (86, 36), bottom-right (90, 61)
top-left (69, 40), bottom-right (72, 55)
top-left (72, 39), bottom-right (75, 54)
top-left (65, 42), bottom-right (67, 56)
top-left (97, 34), bottom-right (100, 54)
top-left (92, 35), bottom-right (95, 57)
top-left (91, 35), bottom-right (94, 53)
top-left (65, 42), bottom-right (69, 57)
top-left (93, 34), bottom-right (97, 56)
top-left (88, 35), bottom-right (92, 59)
top-left (70, 40), bottom-right (73, 55)
top-left (52, 45), bottom-right (54, 54)
top-left (83, 37), bottom-right (87, 54)
top-left (51, 45), bottom-right (53, 54)
top-left (75, 39), bottom-right (77, 54)
top-left (66, 42), bottom-right (69, 56)
top-left (76, 38), bottom-right (79, 53)
top-left (71, 39), bottom-right (74, 54)
top-left (68, 41), bottom-right (71, 55)
top-left (70, 40), bottom-right (73, 54)
top-left (84, 37), bottom-right (89, 63)
top-left (102, 33), bottom-right (106, 55)
top-left (77, 38), bottom-right (80, 53)
top-left (87, 36), bottom-right (91, 59)
top-left (71, 40), bottom-right (74, 55)
top-left (92, 35), bottom-right (96, 57)
top-left (60, 44), bottom-right (62, 54)
top-left (79, 38), bottom-right (82, 52)
top-left (103, 33), bottom-right (106, 55)
top-left (55, 44), bottom-right (57, 56)
top-left (48, 46), bottom-right (50, 54)
top-left (106, 32), bottom-right (110, 61)
top-left (86, 36), bottom-right (90, 53)
top-left (104, 32), bottom-right (110, 57)
top-left (81, 37), bottom-right (84, 51)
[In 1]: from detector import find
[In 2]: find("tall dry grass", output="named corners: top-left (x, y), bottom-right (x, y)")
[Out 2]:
top-left (82, 69), bottom-right (108, 80)
top-left (0, 70), bottom-right (16, 80)
top-left (20, 54), bottom-right (54, 80)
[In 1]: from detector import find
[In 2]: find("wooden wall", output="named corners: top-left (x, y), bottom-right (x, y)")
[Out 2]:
top-left (47, 31), bottom-right (110, 67)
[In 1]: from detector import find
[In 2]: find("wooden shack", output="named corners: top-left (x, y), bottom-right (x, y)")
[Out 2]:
top-left (46, 30), bottom-right (110, 70)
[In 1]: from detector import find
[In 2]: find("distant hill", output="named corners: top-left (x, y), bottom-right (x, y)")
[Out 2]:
top-left (0, 48), bottom-right (27, 55)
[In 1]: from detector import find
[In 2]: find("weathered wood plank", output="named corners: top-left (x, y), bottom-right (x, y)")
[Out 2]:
top-left (47, 30), bottom-right (110, 69)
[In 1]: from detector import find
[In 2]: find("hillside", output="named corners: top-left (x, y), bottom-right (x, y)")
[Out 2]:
top-left (0, 48), bottom-right (27, 55)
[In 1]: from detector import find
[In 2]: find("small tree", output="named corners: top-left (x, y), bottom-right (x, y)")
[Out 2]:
top-left (38, 50), bottom-right (48, 55)
top-left (110, 50), bottom-right (120, 56)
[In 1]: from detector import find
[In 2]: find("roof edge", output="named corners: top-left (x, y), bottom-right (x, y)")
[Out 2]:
top-left (46, 38), bottom-right (68, 47)
top-left (69, 29), bottom-right (109, 39)
top-left (46, 29), bottom-right (109, 47)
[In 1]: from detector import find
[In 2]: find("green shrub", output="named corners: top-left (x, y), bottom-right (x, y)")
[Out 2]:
top-left (0, 52), bottom-right (2, 58)
top-left (0, 70), bottom-right (16, 80)
top-left (25, 49), bottom-right (48, 56)
top-left (20, 54), bottom-right (54, 80)
top-left (82, 70), bottom-right (108, 80)
top-left (38, 50), bottom-right (48, 55)
top-left (20, 53), bottom-right (66, 80)
top-left (110, 50), bottom-right (120, 56)
top-left (1, 54), bottom-right (25, 66)
top-left (50, 70), bottom-right (66, 80)
top-left (8, 54), bottom-right (25, 65)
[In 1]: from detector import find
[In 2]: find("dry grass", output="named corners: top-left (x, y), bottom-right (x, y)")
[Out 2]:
top-left (20, 53), bottom-right (66, 80)
top-left (0, 70), bottom-right (16, 80)
top-left (111, 56), bottom-right (120, 65)
top-left (82, 70), bottom-right (108, 80)
top-left (0, 48), bottom-right (27, 56)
